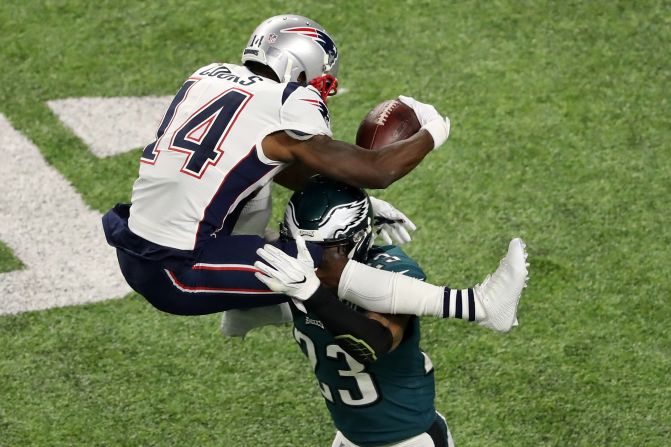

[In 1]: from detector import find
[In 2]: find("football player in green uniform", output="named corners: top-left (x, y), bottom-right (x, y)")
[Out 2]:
top-left (277, 176), bottom-right (455, 446)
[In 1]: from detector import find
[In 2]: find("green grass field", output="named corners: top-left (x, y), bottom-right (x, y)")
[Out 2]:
top-left (1, 1), bottom-right (670, 445)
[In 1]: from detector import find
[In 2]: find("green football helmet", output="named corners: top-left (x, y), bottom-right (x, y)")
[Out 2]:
top-left (282, 176), bottom-right (374, 262)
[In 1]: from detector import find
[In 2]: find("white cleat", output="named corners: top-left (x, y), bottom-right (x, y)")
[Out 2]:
top-left (220, 303), bottom-right (293, 338)
top-left (476, 238), bottom-right (529, 333)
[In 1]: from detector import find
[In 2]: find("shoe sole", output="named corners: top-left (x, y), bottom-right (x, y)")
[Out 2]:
top-left (504, 237), bottom-right (529, 331)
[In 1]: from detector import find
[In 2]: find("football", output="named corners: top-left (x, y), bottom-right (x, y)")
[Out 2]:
top-left (355, 99), bottom-right (421, 149)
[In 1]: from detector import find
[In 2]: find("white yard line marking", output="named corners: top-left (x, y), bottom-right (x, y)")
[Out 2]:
top-left (47, 96), bottom-right (172, 158)
top-left (0, 113), bottom-right (131, 315)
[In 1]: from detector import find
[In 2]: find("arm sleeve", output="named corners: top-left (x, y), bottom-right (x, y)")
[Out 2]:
top-left (304, 286), bottom-right (392, 364)
top-left (280, 84), bottom-right (332, 139)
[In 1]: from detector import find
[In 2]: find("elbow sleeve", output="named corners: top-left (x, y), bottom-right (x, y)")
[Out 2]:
top-left (333, 320), bottom-right (392, 364)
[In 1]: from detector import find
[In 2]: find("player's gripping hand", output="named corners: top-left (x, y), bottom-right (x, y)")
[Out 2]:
top-left (398, 95), bottom-right (450, 149)
top-left (255, 233), bottom-right (320, 306)
top-left (369, 196), bottom-right (417, 245)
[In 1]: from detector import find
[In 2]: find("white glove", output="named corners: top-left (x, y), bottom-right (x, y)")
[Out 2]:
top-left (369, 196), bottom-right (417, 245)
top-left (398, 95), bottom-right (450, 149)
top-left (254, 233), bottom-right (320, 304)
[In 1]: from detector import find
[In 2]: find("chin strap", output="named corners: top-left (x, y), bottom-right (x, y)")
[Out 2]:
top-left (309, 74), bottom-right (338, 102)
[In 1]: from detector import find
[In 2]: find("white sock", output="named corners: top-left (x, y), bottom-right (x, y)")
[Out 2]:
top-left (337, 261), bottom-right (443, 316)
top-left (338, 261), bottom-right (485, 320)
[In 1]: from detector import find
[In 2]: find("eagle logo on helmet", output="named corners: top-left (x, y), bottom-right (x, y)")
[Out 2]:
top-left (319, 198), bottom-right (370, 239)
top-left (280, 27), bottom-right (339, 70)
top-left (284, 198), bottom-right (369, 242)
top-left (283, 177), bottom-right (374, 261)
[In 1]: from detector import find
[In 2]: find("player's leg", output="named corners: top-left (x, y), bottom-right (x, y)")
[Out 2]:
top-left (116, 234), bottom-right (323, 315)
top-left (221, 184), bottom-right (294, 335)
top-left (337, 238), bottom-right (529, 332)
top-left (329, 414), bottom-right (454, 447)
top-left (220, 302), bottom-right (292, 337)
top-left (427, 412), bottom-right (455, 447)
top-left (116, 249), bottom-right (284, 315)
top-left (331, 430), bottom-right (355, 447)
top-left (330, 431), bottom-right (445, 446)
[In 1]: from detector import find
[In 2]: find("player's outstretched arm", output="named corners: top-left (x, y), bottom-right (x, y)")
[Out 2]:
top-left (339, 238), bottom-right (529, 332)
top-left (263, 130), bottom-right (434, 189)
top-left (258, 236), bottom-right (529, 334)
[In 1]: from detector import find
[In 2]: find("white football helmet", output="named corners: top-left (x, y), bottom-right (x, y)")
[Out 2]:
top-left (242, 14), bottom-right (339, 100)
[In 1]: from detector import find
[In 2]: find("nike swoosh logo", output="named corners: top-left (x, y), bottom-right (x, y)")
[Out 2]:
top-left (289, 276), bottom-right (307, 285)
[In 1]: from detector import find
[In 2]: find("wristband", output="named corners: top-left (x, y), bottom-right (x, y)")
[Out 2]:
top-left (423, 117), bottom-right (451, 149)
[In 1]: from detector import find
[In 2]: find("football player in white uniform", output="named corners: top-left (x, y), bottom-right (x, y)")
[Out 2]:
top-left (102, 14), bottom-right (527, 330)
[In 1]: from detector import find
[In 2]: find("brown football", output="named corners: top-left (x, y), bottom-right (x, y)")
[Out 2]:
top-left (355, 99), bottom-right (421, 150)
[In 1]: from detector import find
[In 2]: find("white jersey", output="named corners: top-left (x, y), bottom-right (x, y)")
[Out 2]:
top-left (128, 63), bottom-right (332, 250)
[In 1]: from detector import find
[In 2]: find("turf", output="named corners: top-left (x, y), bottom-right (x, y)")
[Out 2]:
top-left (1, 1), bottom-right (670, 446)
top-left (0, 241), bottom-right (23, 273)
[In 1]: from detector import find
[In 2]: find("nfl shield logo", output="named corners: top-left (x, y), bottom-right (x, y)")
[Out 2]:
top-left (268, 33), bottom-right (278, 43)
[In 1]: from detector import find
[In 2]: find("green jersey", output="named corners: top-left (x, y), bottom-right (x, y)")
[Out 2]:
top-left (292, 245), bottom-right (436, 446)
